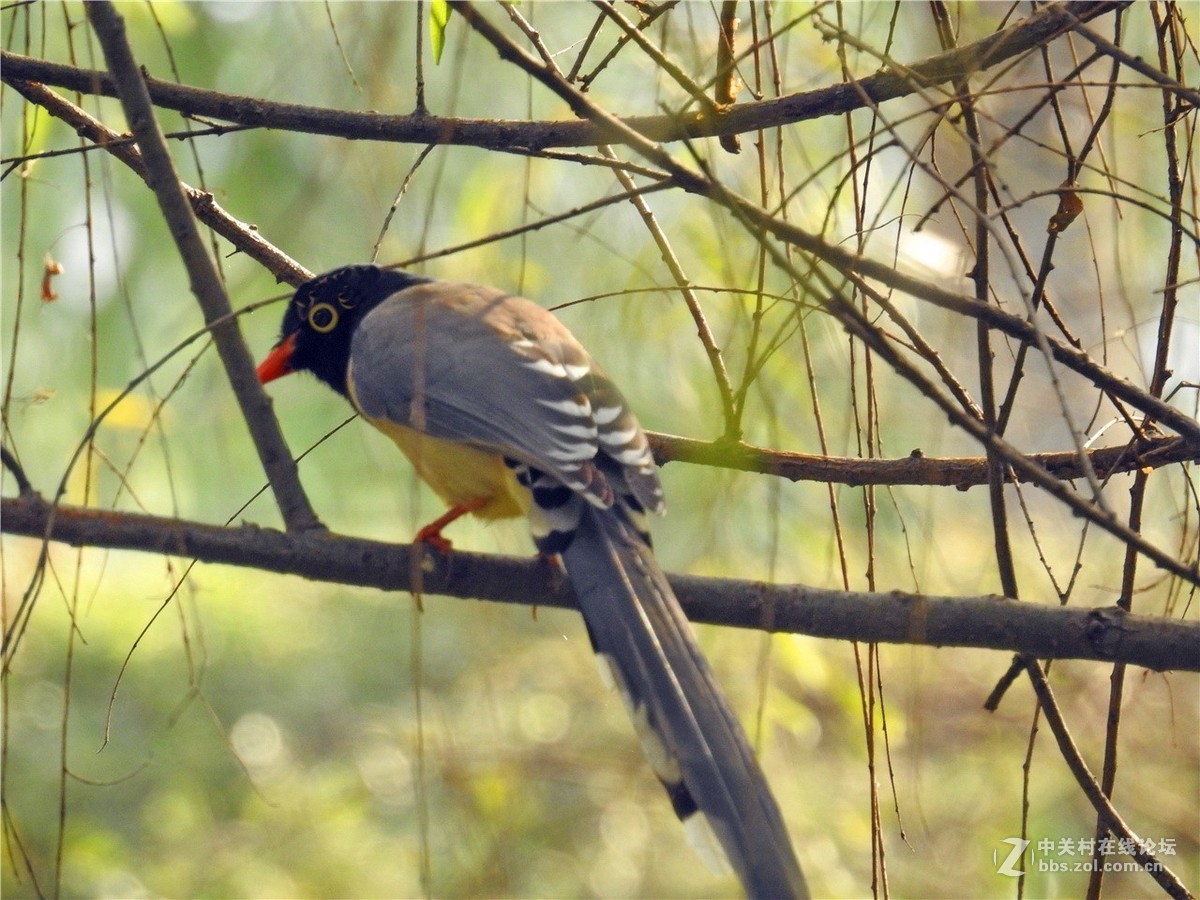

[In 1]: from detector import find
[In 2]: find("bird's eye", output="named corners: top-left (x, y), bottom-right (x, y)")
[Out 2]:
top-left (308, 302), bottom-right (339, 333)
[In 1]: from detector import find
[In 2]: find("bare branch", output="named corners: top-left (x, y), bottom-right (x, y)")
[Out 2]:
top-left (648, 424), bottom-right (1198, 488)
top-left (1021, 657), bottom-right (1192, 900)
top-left (2, 494), bottom-right (1195, 673)
top-left (85, 2), bottom-right (319, 532)
top-left (0, 3), bottom-right (1143, 153)
top-left (3, 79), bottom-right (310, 287)
top-left (453, 0), bottom-right (1200, 589)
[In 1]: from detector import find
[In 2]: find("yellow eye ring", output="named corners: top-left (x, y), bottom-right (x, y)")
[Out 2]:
top-left (308, 302), bottom-right (338, 333)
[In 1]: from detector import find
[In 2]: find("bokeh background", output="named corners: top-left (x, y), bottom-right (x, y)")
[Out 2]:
top-left (3, 3), bottom-right (1197, 897)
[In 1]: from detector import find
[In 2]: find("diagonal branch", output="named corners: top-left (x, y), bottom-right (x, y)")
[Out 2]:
top-left (8, 42), bottom-right (1193, 449)
top-left (15, 74), bottom-right (1190, 498)
top-left (85, 2), bottom-right (318, 532)
top-left (1021, 656), bottom-right (1192, 900)
top-left (453, 0), bottom-right (1200, 589)
top-left (3, 78), bottom-right (310, 288)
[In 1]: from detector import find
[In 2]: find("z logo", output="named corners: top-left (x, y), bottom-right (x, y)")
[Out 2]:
top-left (995, 837), bottom-right (1030, 876)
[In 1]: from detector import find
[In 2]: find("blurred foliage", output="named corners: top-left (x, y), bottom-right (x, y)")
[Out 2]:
top-left (2, 2), bottom-right (1197, 898)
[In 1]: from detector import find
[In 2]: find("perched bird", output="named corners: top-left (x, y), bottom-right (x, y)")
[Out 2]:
top-left (258, 264), bottom-right (808, 898)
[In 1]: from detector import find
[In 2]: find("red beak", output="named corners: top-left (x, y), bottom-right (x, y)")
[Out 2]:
top-left (257, 332), bottom-right (299, 384)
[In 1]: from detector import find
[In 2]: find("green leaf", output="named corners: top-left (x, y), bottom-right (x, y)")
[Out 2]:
top-left (429, 0), bottom-right (451, 65)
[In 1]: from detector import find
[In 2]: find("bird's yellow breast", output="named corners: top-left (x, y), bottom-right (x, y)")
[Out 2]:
top-left (361, 414), bottom-right (530, 521)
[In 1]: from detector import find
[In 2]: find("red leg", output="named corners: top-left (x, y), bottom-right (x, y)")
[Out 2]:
top-left (536, 552), bottom-right (568, 592)
top-left (415, 498), bottom-right (488, 552)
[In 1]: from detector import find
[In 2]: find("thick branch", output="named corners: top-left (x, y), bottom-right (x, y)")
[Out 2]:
top-left (0, 3), bottom-right (1134, 152)
top-left (3, 495), bottom-right (1196, 673)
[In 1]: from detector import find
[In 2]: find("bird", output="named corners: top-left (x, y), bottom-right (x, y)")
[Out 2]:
top-left (257, 264), bottom-right (808, 898)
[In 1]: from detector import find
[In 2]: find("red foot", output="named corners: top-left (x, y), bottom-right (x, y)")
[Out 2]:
top-left (414, 498), bottom-right (488, 552)
top-left (537, 552), bottom-right (568, 591)
top-left (414, 524), bottom-right (454, 554)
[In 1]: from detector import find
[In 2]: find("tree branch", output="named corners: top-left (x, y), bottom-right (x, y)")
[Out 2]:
top-left (1021, 656), bottom-right (1192, 900)
top-left (648, 432), bottom-right (1198, 488)
top-left (86, 2), bottom-right (319, 532)
top-left (9, 33), bottom-right (1194, 453)
top-left (3, 494), bottom-right (1195, 673)
top-left (0, 2), bottom-right (1137, 152)
top-left (12, 79), bottom-right (1193, 499)
top-left (454, 0), bottom-right (1200, 589)
top-left (3, 78), bottom-right (311, 288)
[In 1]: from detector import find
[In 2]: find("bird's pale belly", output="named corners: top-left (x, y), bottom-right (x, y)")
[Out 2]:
top-left (363, 414), bottom-right (529, 521)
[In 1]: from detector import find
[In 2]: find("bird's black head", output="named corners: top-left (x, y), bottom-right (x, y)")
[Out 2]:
top-left (258, 264), bottom-right (429, 396)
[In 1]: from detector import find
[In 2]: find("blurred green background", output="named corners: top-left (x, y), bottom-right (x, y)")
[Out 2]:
top-left (2, 3), bottom-right (1196, 898)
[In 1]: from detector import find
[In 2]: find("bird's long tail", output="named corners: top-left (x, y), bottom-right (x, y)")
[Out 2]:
top-left (562, 504), bottom-right (809, 899)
